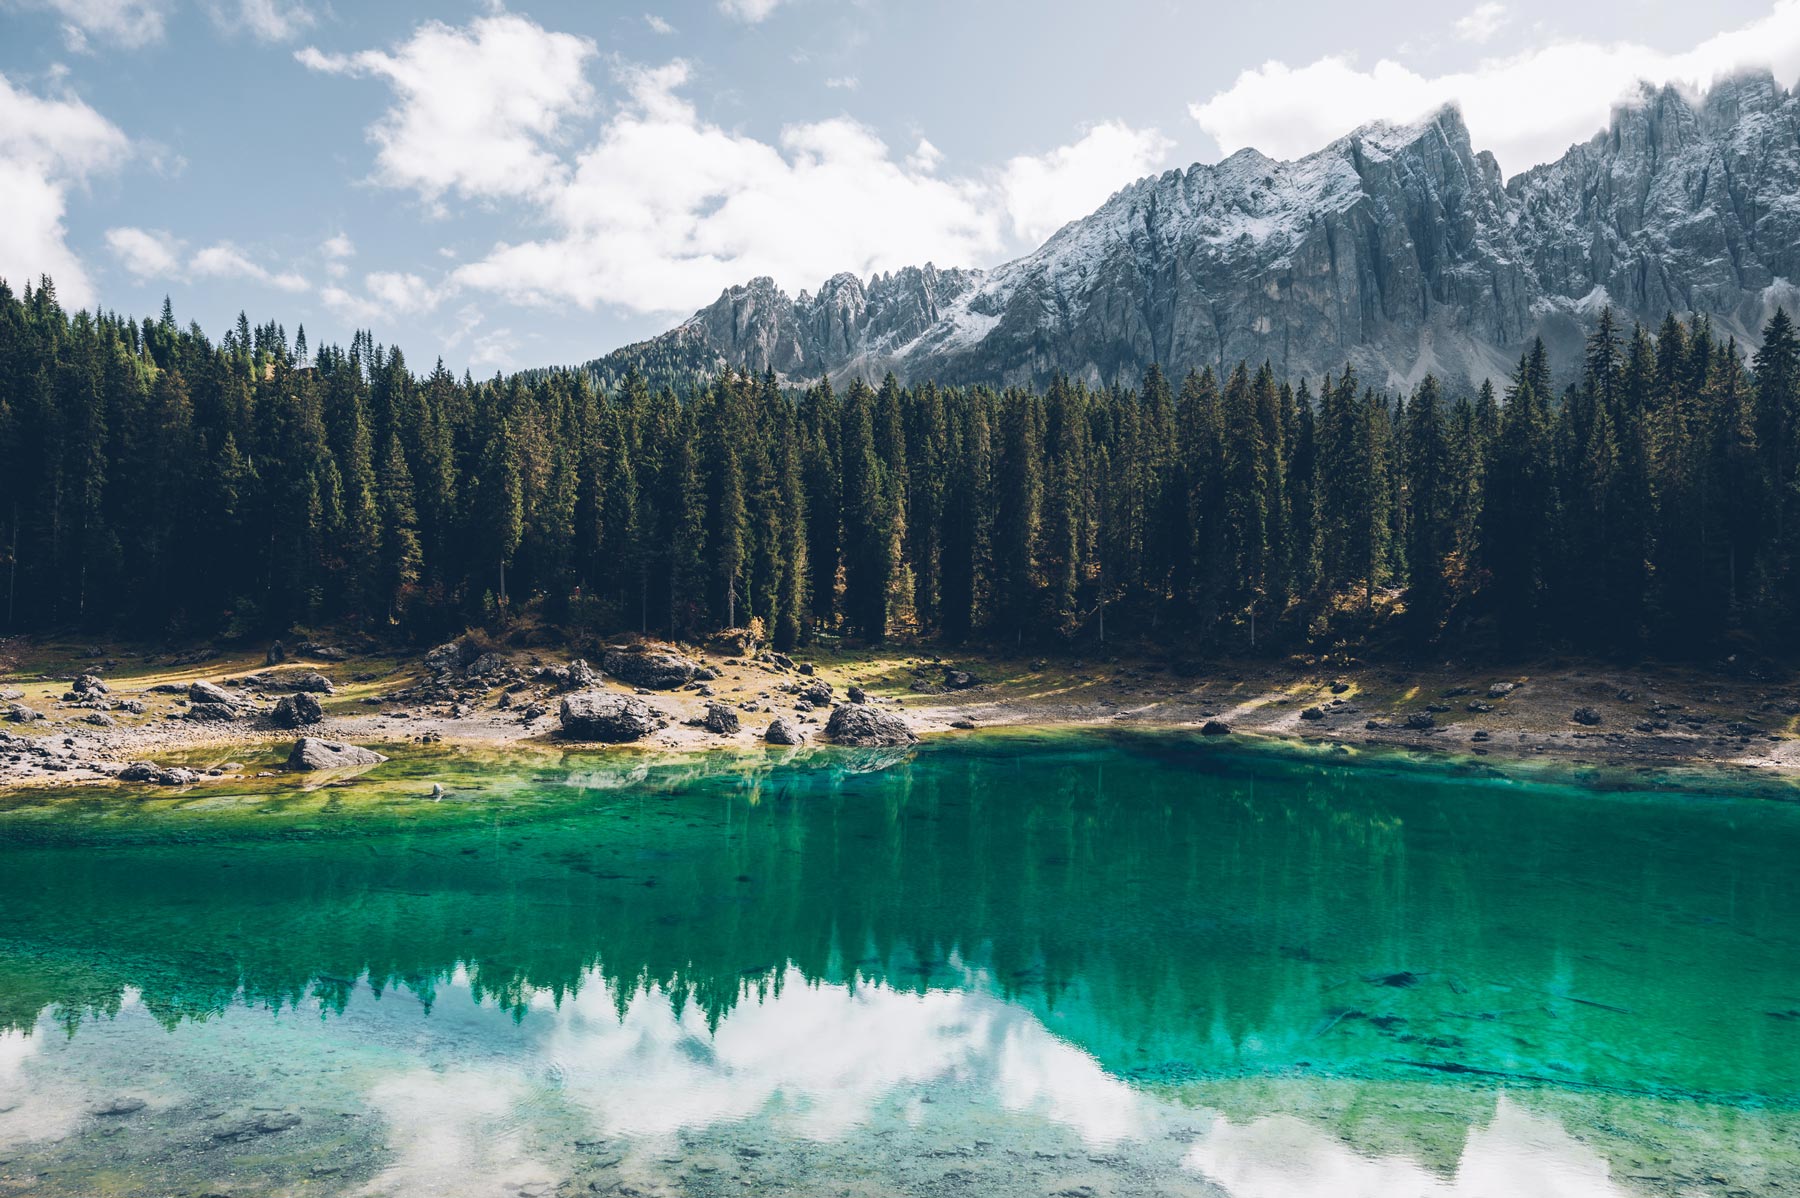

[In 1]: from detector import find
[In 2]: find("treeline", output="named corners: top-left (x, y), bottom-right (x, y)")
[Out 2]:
top-left (3, 274), bottom-right (1799, 658)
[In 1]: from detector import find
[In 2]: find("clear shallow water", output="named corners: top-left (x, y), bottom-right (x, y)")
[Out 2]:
top-left (1, 730), bottom-right (1798, 1196)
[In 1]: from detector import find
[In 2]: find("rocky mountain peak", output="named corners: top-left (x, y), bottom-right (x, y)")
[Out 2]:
top-left (614, 76), bottom-right (1800, 391)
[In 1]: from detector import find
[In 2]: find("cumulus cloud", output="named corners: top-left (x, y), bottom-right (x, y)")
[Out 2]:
top-left (452, 58), bottom-right (1165, 315)
top-left (191, 242), bottom-right (309, 292)
top-left (0, 72), bottom-right (132, 305)
top-left (1453, 2), bottom-right (1508, 44)
top-left (296, 14), bottom-right (597, 205)
top-left (999, 120), bottom-right (1174, 244)
top-left (719, 0), bottom-right (784, 23)
top-left (321, 270), bottom-right (441, 323)
top-left (300, 13), bottom-right (1169, 319)
top-left (1190, 0), bottom-right (1800, 176)
top-left (644, 13), bottom-right (674, 34)
top-left (105, 226), bottom-right (181, 278)
top-left (320, 231), bottom-right (354, 277)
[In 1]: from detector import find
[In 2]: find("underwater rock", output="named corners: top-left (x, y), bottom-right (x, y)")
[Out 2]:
top-left (558, 691), bottom-right (659, 742)
top-left (825, 702), bottom-right (918, 748)
top-left (286, 737), bottom-right (388, 771)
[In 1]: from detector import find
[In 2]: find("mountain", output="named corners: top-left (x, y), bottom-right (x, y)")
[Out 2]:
top-left (599, 70), bottom-right (1800, 391)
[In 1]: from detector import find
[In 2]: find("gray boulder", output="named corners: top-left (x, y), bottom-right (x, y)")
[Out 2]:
top-left (189, 680), bottom-right (238, 707)
top-left (118, 761), bottom-right (200, 786)
top-left (424, 641), bottom-right (469, 675)
top-left (5, 704), bottom-right (45, 723)
top-left (559, 691), bottom-right (659, 742)
top-left (764, 716), bottom-right (805, 745)
top-left (287, 737), bottom-right (388, 771)
top-left (702, 702), bottom-right (741, 734)
top-left (825, 702), bottom-right (919, 747)
top-left (271, 692), bottom-right (324, 728)
top-left (603, 648), bottom-right (704, 690)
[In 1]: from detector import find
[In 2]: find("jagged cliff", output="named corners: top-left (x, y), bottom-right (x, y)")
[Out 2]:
top-left (603, 71), bottom-right (1800, 390)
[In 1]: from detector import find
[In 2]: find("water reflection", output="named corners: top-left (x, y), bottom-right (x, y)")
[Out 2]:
top-left (0, 731), bottom-right (1797, 1194)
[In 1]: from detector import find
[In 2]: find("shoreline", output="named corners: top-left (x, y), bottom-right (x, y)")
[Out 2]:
top-left (4, 635), bottom-right (1799, 794)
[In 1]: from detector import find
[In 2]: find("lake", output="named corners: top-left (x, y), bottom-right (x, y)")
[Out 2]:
top-left (1, 730), bottom-right (1797, 1196)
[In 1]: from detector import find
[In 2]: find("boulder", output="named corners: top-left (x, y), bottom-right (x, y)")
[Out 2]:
top-left (1487, 681), bottom-right (1518, 698)
top-left (825, 702), bottom-right (918, 748)
top-left (81, 712), bottom-right (115, 727)
top-left (1300, 706), bottom-right (1325, 721)
top-left (942, 667), bottom-right (980, 689)
top-left (425, 641), bottom-right (469, 675)
top-left (1572, 706), bottom-right (1603, 726)
top-left (188, 680), bottom-right (238, 707)
top-left (534, 659), bottom-right (597, 692)
top-left (708, 627), bottom-right (760, 656)
top-left (764, 716), bottom-right (805, 745)
top-left (271, 692), bottom-right (324, 728)
top-left (1200, 719), bottom-right (1232, 736)
top-left (295, 642), bottom-right (350, 662)
top-left (70, 674), bottom-right (108, 697)
top-left (465, 652), bottom-right (509, 679)
top-left (287, 737), bottom-right (388, 771)
top-left (269, 671), bottom-right (335, 694)
top-left (847, 685), bottom-right (868, 704)
top-left (702, 702), bottom-right (741, 734)
top-left (118, 761), bottom-right (201, 786)
top-left (558, 691), bottom-right (659, 742)
top-left (797, 678), bottom-right (834, 706)
top-left (1405, 712), bottom-right (1437, 730)
top-left (603, 648), bottom-right (704, 690)
top-left (5, 704), bottom-right (45, 723)
top-left (184, 703), bottom-right (240, 723)
top-left (265, 641), bottom-right (287, 665)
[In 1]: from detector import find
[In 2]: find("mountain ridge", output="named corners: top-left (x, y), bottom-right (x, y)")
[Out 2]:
top-left (593, 70), bottom-right (1800, 391)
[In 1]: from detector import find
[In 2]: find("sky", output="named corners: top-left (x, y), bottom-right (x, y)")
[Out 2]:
top-left (1, 0), bottom-right (1796, 374)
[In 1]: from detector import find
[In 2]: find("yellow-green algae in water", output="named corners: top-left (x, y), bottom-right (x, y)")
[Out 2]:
top-left (1, 728), bottom-right (1798, 1197)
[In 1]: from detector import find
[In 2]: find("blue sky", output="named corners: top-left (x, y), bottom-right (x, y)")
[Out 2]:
top-left (0, 0), bottom-right (1789, 372)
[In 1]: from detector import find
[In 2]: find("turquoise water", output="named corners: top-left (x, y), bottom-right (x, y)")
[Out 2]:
top-left (1, 730), bottom-right (1798, 1195)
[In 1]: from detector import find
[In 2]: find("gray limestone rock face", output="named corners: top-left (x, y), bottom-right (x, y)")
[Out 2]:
top-left (615, 71), bottom-right (1800, 392)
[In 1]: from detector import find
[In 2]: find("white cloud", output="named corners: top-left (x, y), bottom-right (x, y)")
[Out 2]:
top-left (1453, 2), bottom-right (1508, 44)
top-left (10, 0), bottom-right (170, 49)
top-left (105, 226), bottom-right (181, 278)
top-left (0, 72), bottom-right (132, 306)
top-left (321, 231), bottom-right (354, 277)
top-left (644, 13), bottom-right (674, 34)
top-left (441, 57), bottom-right (1166, 315)
top-left (906, 138), bottom-right (943, 173)
top-left (1190, 0), bottom-right (1800, 176)
top-left (191, 242), bottom-right (309, 292)
top-left (999, 120), bottom-right (1174, 244)
top-left (296, 14), bottom-right (597, 205)
top-left (212, 0), bottom-right (314, 42)
top-left (824, 75), bottom-right (858, 90)
top-left (719, 0), bottom-right (784, 23)
top-left (321, 270), bottom-right (441, 323)
top-left (303, 15), bottom-right (1169, 318)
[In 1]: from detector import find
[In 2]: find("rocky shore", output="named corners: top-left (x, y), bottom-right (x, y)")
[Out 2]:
top-left (3, 633), bottom-right (1799, 792)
